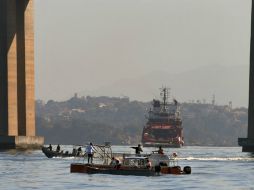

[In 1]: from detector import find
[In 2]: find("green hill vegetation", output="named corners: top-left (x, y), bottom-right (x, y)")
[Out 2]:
top-left (36, 95), bottom-right (247, 146)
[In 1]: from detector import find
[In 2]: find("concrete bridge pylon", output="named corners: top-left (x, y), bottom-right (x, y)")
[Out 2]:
top-left (0, 0), bottom-right (44, 149)
top-left (238, 0), bottom-right (254, 152)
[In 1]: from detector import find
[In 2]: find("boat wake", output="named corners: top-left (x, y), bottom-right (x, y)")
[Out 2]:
top-left (53, 156), bottom-right (76, 160)
top-left (179, 157), bottom-right (254, 161)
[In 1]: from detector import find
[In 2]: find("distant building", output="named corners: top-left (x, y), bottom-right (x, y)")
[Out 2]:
top-left (98, 103), bottom-right (107, 108)
top-left (71, 109), bottom-right (85, 113)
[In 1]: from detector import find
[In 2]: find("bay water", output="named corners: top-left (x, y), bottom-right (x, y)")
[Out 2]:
top-left (0, 146), bottom-right (253, 190)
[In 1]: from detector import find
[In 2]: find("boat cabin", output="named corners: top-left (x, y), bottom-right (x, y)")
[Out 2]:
top-left (122, 156), bottom-right (150, 168)
top-left (148, 153), bottom-right (178, 167)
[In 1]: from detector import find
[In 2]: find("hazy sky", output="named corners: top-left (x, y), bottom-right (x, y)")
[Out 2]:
top-left (34, 0), bottom-right (251, 106)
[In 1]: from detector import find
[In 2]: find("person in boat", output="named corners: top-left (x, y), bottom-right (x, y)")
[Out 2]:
top-left (115, 159), bottom-right (121, 169)
top-left (56, 144), bottom-right (60, 152)
top-left (157, 146), bottom-right (164, 154)
top-left (173, 99), bottom-right (178, 106)
top-left (77, 147), bottom-right (82, 156)
top-left (172, 152), bottom-right (178, 158)
top-left (72, 148), bottom-right (77, 155)
top-left (131, 144), bottom-right (143, 155)
top-left (110, 157), bottom-right (117, 166)
top-left (110, 157), bottom-right (120, 166)
top-left (86, 142), bottom-right (95, 164)
top-left (48, 144), bottom-right (52, 151)
top-left (146, 158), bottom-right (152, 169)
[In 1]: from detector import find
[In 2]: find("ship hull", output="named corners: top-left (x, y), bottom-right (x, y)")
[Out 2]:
top-left (142, 125), bottom-right (184, 148)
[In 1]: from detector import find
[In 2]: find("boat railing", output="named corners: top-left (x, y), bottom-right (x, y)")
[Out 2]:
top-left (92, 144), bottom-right (113, 165)
top-left (72, 143), bottom-right (113, 165)
top-left (169, 153), bottom-right (178, 167)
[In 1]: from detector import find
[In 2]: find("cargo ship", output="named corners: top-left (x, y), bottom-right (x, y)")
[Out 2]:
top-left (142, 88), bottom-right (184, 148)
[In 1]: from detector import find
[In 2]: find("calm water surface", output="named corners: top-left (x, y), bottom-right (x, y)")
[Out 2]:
top-left (0, 146), bottom-right (253, 190)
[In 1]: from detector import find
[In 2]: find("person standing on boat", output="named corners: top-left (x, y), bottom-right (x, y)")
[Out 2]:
top-left (86, 143), bottom-right (95, 164)
top-left (131, 144), bottom-right (143, 155)
top-left (158, 146), bottom-right (164, 154)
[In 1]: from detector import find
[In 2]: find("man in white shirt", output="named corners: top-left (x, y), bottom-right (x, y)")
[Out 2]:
top-left (86, 142), bottom-right (95, 164)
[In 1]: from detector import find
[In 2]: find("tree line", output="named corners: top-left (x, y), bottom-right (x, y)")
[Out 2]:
top-left (36, 95), bottom-right (247, 146)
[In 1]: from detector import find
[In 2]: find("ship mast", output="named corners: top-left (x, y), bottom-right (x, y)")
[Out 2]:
top-left (160, 87), bottom-right (170, 112)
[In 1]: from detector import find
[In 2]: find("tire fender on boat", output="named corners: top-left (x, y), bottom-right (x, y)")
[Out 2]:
top-left (155, 165), bottom-right (161, 173)
top-left (183, 166), bottom-right (191, 174)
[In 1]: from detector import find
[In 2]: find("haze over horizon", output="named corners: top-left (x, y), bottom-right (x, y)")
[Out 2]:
top-left (34, 0), bottom-right (251, 107)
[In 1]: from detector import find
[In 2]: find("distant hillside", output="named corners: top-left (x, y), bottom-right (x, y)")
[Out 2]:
top-left (36, 95), bottom-right (247, 146)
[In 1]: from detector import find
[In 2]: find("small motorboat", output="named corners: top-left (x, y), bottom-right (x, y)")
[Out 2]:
top-left (42, 146), bottom-right (84, 158)
top-left (70, 153), bottom-right (191, 176)
top-left (42, 143), bottom-right (113, 159)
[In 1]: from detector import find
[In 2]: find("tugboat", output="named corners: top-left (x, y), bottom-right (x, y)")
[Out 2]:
top-left (142, 88), bottom-right (184, 148)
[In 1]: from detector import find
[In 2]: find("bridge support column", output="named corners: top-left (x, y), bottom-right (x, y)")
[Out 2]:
top-left (238, 0), bottom-right (254, 152)
top-left (0, 0), bottom-right (44, 149)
